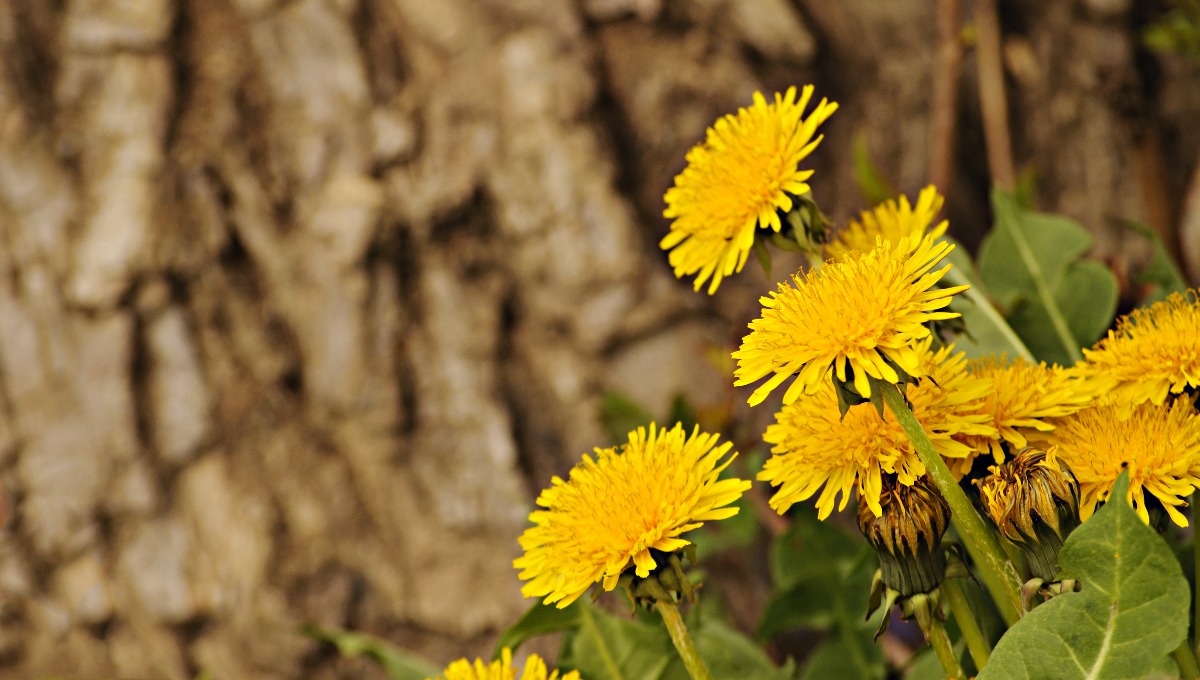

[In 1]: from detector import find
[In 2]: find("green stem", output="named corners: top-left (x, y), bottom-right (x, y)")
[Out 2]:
top-left (1174, 639), bottom-right (1199, 680)
top-left (927, 616), bottom-right (965, 680)
top-left (656, 600), bottom-right (712, 680)
top-left (942, 579), bottom-right (991, 671)
top-left (942, 266), bottom-right (1035, 361)
top-left (881, 384), bottom-right (1023, 625)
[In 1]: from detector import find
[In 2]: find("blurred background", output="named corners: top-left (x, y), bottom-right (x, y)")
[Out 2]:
top-left (0, 0), bottom-right (1197, 677)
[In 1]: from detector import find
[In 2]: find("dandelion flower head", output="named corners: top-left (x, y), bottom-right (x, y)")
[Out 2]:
top-left (661, 86), bottom-right (838, 294)
top-left (1078, 291), bottom-right (1200, 408)
top-left (431, 648), bottom-right (579, 680)
top-left (826, 185), bottom-right (947, 258)
top-left (733, 231), bottom-right (968, 406)
top-left (1049, 400), bottom-right (1200, 527)
top-left (759, 340), bottom-right (994, 519)
top-left (514, 422), bottom-right (750, 608)
top-left (959, 355), bottom-right (1103, 463)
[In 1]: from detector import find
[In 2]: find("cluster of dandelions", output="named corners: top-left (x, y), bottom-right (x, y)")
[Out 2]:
top-left (430, 84), bottom-right (1200, 680)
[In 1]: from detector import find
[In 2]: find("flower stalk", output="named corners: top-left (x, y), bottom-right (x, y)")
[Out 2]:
top-left (942, 577), bottom-right (990, 670)
top-left (656, 600), bottom-right (712, 680)
top-left (881, 383), bottom-right (1023, 624)
top-left (927, 616), bottom-right (965, 680)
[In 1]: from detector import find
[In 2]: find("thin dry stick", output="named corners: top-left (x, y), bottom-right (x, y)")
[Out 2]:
top-left (975, 0), bottom-right (1015, 191)
top-left (929, 0), bottom-right (963, 190)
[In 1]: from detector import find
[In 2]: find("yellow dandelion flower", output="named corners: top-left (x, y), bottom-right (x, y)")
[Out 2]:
top-left (430, 648), bottom-right (579, 680)
top-left (662, 86), bottom-right (838, 294)
top-left (1077, 291), bottom-right (1200, 407)
top-left (959, 355), bottom-right (1102, 462)
top-left (733, 232), bottom-right (968, 406)
top-left (514, 423), bottom-right (750, 608)
top-left (758, 341), bottom-right (994, 519)
top-left (826, 185), bottom-right (947, 258)
top-left (1049, 400), bottom-right (1200, 527)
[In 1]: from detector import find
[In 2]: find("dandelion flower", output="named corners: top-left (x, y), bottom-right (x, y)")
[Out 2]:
top-left (758, 341), bottom-right (994, 519)
top-left (1049, 400), bottom-right (1200, 526)
top-left (826, 185), bottom-right (947, 258)
top-left (733, 232), bottom-right (968, 405)
top-left (431, 648), bottom-right (579, 680)
top-left (662, 86), bottom-right (838, 294)
top-left (1078, 291), bottom-right (1200, 407)
top-left (514, 423), bottom-right (750, 608)
top-left (959, 356), bottom-right (1102, 462)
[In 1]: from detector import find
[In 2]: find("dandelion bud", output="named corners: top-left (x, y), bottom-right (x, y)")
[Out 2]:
top-left (977, 447), bottom-right (1080, 582)
top-left (858, 475), bottom-right (951, 598)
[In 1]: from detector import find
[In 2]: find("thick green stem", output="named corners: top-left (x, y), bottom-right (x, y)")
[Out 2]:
top-left (882, 384), bottom-right (1023, 625)
top-left (926, 617), bottom-right (965, 680)
top-left (1174, 639), bottom-right (1199, 680)
top-left (656, 600), bottom-right (712, 680)
top-left (942, 579), bottom-right (991, 671)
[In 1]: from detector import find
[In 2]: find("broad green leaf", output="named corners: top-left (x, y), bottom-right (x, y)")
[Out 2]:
top-left (979, 190), bottom-right (1118, 365)
top-left (302, 626), bottom-right (440, 680)
top-left (687, 619), bottom-right (795, 680)
top-left (561, 606), bottom-right (674, 680)
top-left (1123, 220), bottom-right (1189, 303)
top-left (977, 472), bottom-right (1189, 680)
top-left (494, 601), bottom-right (583, 657)
top-left (941, 237), bottom-right (1035, 360)
top-left (561, 605), bottom-right (790, 680)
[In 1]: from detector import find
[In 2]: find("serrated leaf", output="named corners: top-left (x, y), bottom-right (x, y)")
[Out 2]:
top-left (979, 190), bottom-right (1118, 364)
top-left (977, 472), bottom-right (1189, 680)
top-left (303, 626), bottom-right (440, 680)
top-left (494, 601), bottom-right (583, 657)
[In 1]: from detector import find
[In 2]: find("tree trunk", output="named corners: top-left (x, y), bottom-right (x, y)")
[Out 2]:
top-left (0, 0), bottom-right (1194, 678)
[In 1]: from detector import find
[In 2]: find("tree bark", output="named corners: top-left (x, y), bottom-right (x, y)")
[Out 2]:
top-left (0, 0), bottom-right (1194, 678)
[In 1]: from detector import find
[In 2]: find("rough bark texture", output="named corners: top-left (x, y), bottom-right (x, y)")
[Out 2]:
top-left (0, 0), bottom-right (1195, 678)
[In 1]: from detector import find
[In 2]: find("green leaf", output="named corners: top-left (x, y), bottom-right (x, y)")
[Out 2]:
top-left (561, 606), bottom-right (675, 680)
top-left (1123, 220), bottom-right (1189, 303)
top-left (941, 236), bottom-right (1035, 360)
top-left (690, 619), bottom-right (795, 680)
top-left (760, 508), bottom-right (883, 679)
top-left (302, 626), bottom-right (440, 680)
top-left (977, 472), bottom-right (1190, 679)
top-left (979, 190), bottom-right (1118, 365)
top-left (494, 601), bottom-right (583, 657)
top-left (560, 605), bottom-right (790, 680)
